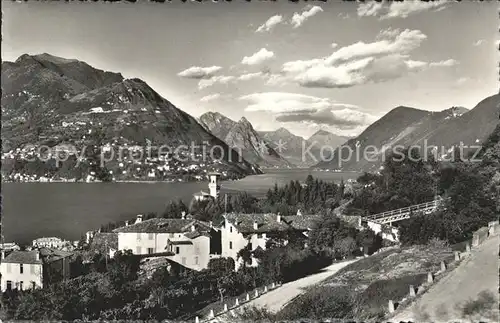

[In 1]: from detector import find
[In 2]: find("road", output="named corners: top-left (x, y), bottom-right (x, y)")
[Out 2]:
top-left (243, 259), bottom-right (358, 313)
top-left (392, 233), bottom-right (499, 322)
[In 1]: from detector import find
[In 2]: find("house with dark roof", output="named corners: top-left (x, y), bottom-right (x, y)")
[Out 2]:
top-left (112, 215), bottom-right (219, 271)
top-left (220, 212), bottom-right (322, 270)
top-left (0, 248), bottom-right (74, 292)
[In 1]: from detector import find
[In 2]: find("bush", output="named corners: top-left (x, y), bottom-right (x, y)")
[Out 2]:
top-left (239, 306), bottom-right (277, 321)
top-left (354, 274), bottom-right (427, 319)
top-left (277, 285), bottom-right (355, 320)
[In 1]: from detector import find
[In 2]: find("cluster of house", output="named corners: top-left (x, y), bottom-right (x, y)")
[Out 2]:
top-left (0, 211), bottom-right (320, 293)
top-left (107, 210), bottom-right (321, 272)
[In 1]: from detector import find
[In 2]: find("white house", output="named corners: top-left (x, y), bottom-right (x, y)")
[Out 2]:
top-left (0, 248), bottom-right (73, 292)
top-left (165, 230), bottom-right (212, 270)
top-left (220, 213), bottom-right (321, 270)
top-left (113, 215), bottom-right (215, 271)
top-left (0, 242), bottom-right (20, 252)
top-left (32, 237), bottom-right (70, 250)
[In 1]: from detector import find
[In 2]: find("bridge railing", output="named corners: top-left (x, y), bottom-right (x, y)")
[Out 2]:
top-left (365, 198), bottom-right (449, 222)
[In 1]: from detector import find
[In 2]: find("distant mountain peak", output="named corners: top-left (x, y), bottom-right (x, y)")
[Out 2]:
top-left (312, 129), bottom-right (333, 137)
top-left (274, 127), bottom-right (294, 136)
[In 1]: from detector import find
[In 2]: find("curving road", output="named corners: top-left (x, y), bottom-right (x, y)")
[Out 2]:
top-left (243, 259), bottom-right (359, 313)
top-left (392, 233), bottom-right (499, 322)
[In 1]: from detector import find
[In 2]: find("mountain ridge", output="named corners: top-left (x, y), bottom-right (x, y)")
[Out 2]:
top-left (314, 96), bottom-right (500, 172)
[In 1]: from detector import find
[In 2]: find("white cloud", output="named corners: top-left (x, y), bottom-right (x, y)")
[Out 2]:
top-left (383, 0), bottom-right (449, 19)
top-left (294, 58), bottom-right (373, 88)
top-left (177, 66), bottom-right (222, 79)
top-left (291, 6), bottom-right (324, 28)
top-left (455, 77), bottom-right (469, 86)
top-left (198, 75), bottom-right (235, 90)
top-left (357, 2), bottom-right (384, 17)
top-left (376, 27), bottom-right (402, 40)
top-left (429, 59), bottom-right (459, 67)
top-left (279, 29), bottom-right (457, 89)
top-left (238, 92), bottom-right (374, 130)
top-left (275, 108), bottom-right (377, 130)
top-left (358, 0), bottom-right (450, 19)
top-left (196, 71), bottom-right (274, 89)
top-left (238, 72), bottom-right (264, 81)
top-left (240, 92), bottom-right (334, 113)
top-left (473, 39), bottom-right (485, 46)
top-left (200, 93), bottom-right (221, 102)
top-left (280, 29), bottom-right (439, 88)
top-left (324, 29), bottom-right (427, 64)
top-left (241, 48), bottom-right (275, 65)
top-left (256, 15), bottom-right (284, 33)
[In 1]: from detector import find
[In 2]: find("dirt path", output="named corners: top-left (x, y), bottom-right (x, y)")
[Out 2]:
top-left (242, 259), bottom-right (358, 313)
top-left (392, 234), bottom-right (499, 322)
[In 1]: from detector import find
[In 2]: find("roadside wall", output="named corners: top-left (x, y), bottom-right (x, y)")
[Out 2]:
top-left (472, 227), bottom-right (489, 247)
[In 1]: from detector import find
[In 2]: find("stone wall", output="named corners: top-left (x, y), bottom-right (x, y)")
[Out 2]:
top-left (472, 227), bottom-right (489, 247)
top-left (386, 224), bottom-right (497, 319)
top-left (196, 281), bottom-right (282, 323)
top-left (488, 221), bottom-right (499, 236)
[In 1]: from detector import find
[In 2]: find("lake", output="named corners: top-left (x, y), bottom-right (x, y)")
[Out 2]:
top-left (1, 169), bottom-right (358, 245)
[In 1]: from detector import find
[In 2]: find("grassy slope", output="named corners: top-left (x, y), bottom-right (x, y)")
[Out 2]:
top-left (276, 244), bottom-right (454, 320)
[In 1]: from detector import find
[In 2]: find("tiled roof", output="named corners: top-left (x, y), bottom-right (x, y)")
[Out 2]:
top-left (39, 248), bottom-right (74, 263)
top-left (169, 240), bottom-right (193, 245)
top-left (2, 250), bottom-right (42, 264)
top-left (184, 231), bottom-right (211, 239)
top-left (2, 248), bottom-right (74, 264)
top-left (224, 213), bottom-right (293, 233)
top-left (113, 218), bottom-right (210, 234)
top-left (282, 214), bottom-right (322, 231)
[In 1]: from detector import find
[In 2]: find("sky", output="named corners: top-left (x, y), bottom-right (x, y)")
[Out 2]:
top-left (2, 0), bottom-right (498, 138)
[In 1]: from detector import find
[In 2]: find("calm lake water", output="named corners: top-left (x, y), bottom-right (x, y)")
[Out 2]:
top-left (2, 169), bottom-right (358, 245)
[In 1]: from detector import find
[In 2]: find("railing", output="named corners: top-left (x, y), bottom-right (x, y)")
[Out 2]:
top-left (364, 197), bottom-right (449, 223)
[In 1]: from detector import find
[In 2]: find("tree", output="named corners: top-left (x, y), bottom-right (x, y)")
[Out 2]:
top-left (108, 250), bottom-right (140, 289)
top-left (237, 244), bottom-right (253, 268)
top-left (334, 237), bottom-right (357, 259)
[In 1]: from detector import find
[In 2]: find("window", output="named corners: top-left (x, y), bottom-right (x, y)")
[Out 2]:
top-left (194, 256), bottom-right (199, 265)
top-left (257, 233), bottom-right (263, 239)
top-left (148, 233), bottom-right (154, 240)
top-left (136, 233), bottom-right (141, 240)
top-left (170, 233), bottom-right (175, 238)
top-left (229, 241), bottom-right (233, 249)
top-left (6, 264), bottom-right (11, 273)
top-left (181, 257), bottom-right (186, 265)
top-left (19, 281), bottom-right (23, 290)
top-left (30, 264), bottom-right (35, 274)
top-left (19, 264), bottom-right (24, 274)
top-left (6, 281), bottom-right (12, 290)
top-left (136, 247), bottom-right (141, 254)
top-left (147, 248), bottom-right (154, 254)
top-left (176, 247), bottom-right (180, 254)
top-left (31, 281), bottom-right (36, 290)
top-left (229, 226), bottom-right (232, 233)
